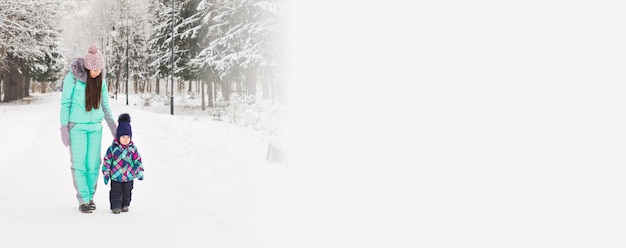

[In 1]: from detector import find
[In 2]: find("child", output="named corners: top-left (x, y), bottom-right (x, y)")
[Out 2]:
top-left (102, 113), bottom-right (144, 214)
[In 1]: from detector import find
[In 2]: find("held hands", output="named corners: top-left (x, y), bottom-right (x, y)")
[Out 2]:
top-left (60, 126), bottom-right (70, 147)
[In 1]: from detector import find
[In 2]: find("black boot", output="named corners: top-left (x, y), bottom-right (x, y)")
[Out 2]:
top-left (79, 204), bottom-right (93, 213)
top-left (88, 200), bottom-right (96, 210)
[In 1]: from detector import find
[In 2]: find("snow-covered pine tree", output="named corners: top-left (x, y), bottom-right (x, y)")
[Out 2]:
top-left (0, 0), bottom-right (64, 102)
top-left (190, 0), bottom-right (284, 102)
top-left (147, 0), bottom-right (184, 96)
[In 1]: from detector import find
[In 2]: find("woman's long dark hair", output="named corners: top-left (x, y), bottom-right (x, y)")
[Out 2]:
top-left (85, 71), bottom-right (102, 111)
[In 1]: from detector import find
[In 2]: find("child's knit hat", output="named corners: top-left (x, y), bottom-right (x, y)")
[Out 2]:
top-left (84, 44), bottom-right (105, 71)
top-left (116, 113), bottom-right (132, 141)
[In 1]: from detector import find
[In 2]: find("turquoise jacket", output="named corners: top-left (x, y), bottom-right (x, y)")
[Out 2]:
top-left (60, 58), bottom-right (116, 128)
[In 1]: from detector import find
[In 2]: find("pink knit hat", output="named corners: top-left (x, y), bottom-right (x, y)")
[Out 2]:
top-left (84, 44), bottom-right (105, 70)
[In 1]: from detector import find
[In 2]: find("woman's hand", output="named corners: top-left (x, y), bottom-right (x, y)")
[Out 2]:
top-left (109, 123), bottom-right (117, 139)
top-left (60, 126), bottom-right (70, 147)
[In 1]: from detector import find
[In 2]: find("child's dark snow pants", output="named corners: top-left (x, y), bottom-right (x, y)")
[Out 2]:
top-left (109, 180), bottom-right (134, 210)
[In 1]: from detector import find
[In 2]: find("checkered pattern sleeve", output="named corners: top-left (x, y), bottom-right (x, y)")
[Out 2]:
top-left (102, 146), bottom-right (114, 185)
top-left (132, 148), bottom-right (144, 180)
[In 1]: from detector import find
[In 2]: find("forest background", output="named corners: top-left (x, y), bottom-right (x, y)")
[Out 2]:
top-left (0, 0), bottom-right (284, 136)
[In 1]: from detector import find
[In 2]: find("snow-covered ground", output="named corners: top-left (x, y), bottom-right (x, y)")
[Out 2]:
top-left (0, 93), bottom-right (288, 247)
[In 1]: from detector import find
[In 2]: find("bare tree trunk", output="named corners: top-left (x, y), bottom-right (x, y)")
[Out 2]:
top-left (201, 80), bottom-right (205, 111)
top-left (208, 76), bottom-right (214, 108)
top-left (2, 81), bottom-right (12, 102)
top-left (165, 79), bottom-right (169, 96)
top-left (245, 68), bottom-right (257, 99)
top-left (155, 77), bottom-right (160, 95)
top-left (262, 77), bottom-right (270, 100)
top-left (16, 76), bottom-right (23, 99)
top-left (2, 80), bottom-right (11, 102)
top-left (23, 77), bottom-right (30, 97)
top-left (115, 69), bottom-right (121, 98)
top-left (3, 65), bottom-right (19, 102)
top-left (221, 81), bottom-right (231, 101)
top-left (214, 82), bottom-right (218, 100)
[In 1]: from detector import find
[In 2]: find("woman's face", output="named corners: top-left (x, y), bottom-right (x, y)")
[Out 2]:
top-left (89, 69), bottom-right (102, 78)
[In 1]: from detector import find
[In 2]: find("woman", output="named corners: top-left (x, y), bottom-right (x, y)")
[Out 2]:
top-left (60, 44), bottom-right (117, 213)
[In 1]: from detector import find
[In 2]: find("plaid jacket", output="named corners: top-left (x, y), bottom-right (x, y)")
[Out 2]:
top-left (102, 140), bottom-right (144, 184)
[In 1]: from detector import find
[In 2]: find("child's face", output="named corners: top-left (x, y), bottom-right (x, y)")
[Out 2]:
top-left (119, 135), bottom-right (131, 145)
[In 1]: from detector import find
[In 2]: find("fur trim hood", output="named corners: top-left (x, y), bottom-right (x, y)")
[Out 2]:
top-left (70, 57), bottom-right (106, 82)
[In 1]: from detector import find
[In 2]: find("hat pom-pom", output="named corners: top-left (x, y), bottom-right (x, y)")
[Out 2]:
top-left (88, 44), bottom-right (99, 54)
top-left (118, 113), bottom-right (131, 123)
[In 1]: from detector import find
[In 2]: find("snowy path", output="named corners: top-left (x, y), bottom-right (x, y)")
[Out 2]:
top-left (0, 93), bottom-right (287, 248)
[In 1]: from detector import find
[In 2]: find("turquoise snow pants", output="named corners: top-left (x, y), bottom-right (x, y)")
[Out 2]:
top-left (69, 123), bottom-right (102, 205)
